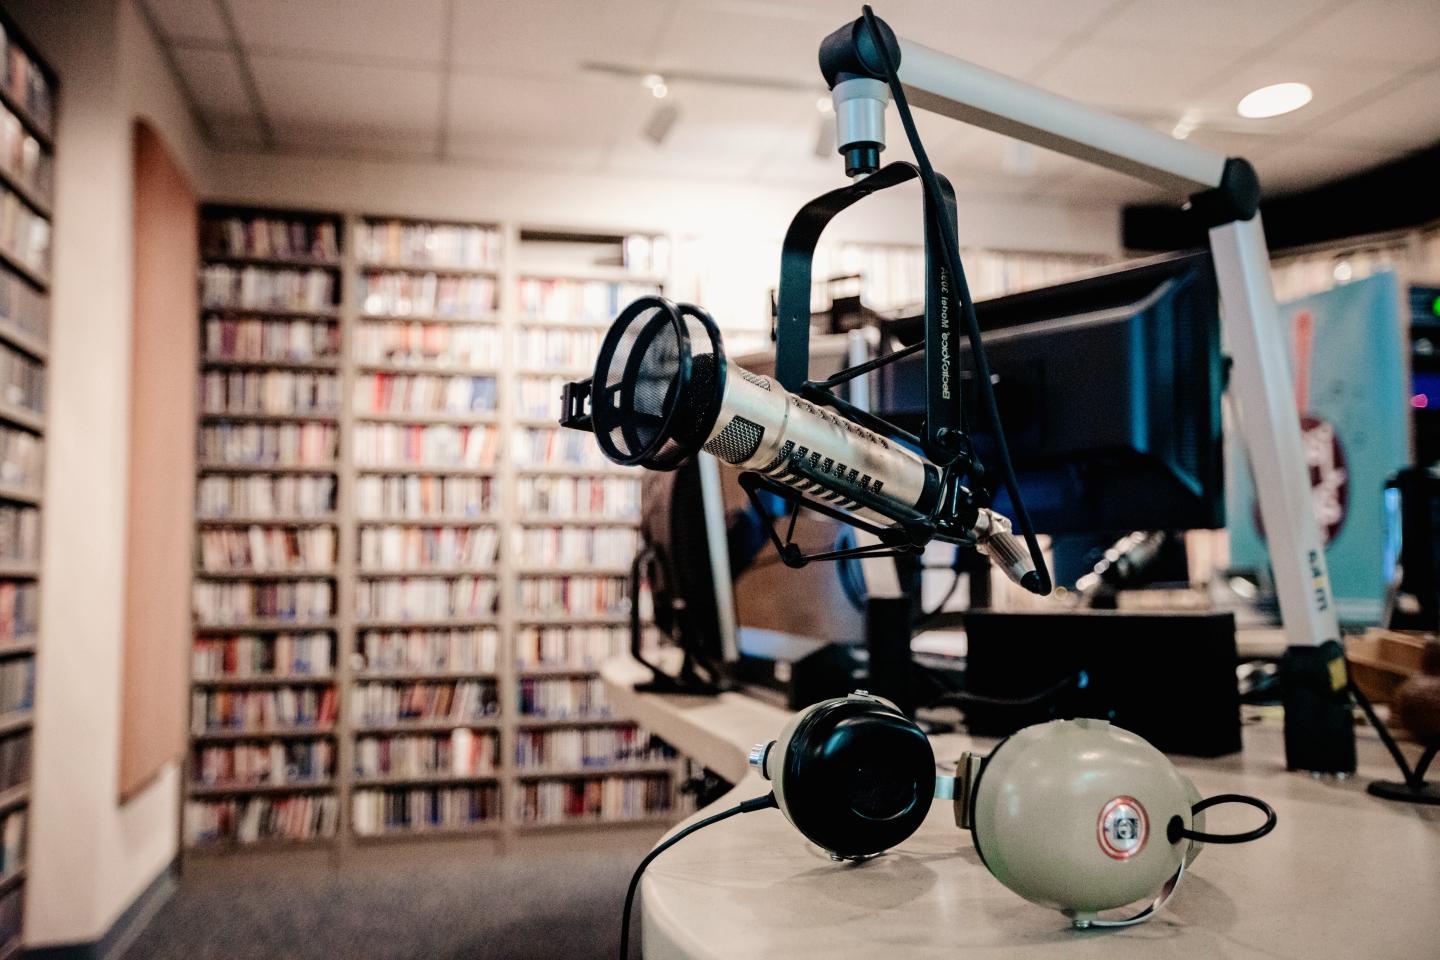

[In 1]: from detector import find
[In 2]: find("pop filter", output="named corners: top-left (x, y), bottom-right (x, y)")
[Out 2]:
top-left (591, 296), bottom-right (728, 471)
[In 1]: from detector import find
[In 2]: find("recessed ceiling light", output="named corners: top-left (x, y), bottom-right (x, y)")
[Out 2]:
top-left (816, 95), bottom-right (834, 115)
top-left (1236, 82), bottom-right (1312, 119)
top-left (651, 83), bottom-right (669, 99)
top-left (641, 73), bottom-right (664, 90)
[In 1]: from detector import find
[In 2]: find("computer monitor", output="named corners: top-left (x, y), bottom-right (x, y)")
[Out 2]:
top-left (878, 250), bottom-right (1226, 536)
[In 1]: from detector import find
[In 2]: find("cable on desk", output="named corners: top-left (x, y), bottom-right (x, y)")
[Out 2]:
top-left (619, 793), bottom-right (779, 959)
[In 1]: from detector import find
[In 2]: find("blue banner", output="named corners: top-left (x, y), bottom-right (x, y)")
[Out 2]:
top-left (1226, 270), bottom-right (1408, 624)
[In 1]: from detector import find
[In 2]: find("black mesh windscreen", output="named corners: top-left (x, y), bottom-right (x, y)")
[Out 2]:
top-left (591, 296), bottom-right (727, 470)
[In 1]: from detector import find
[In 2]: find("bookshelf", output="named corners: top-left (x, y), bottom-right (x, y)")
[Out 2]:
top-left (188, 213), bottom-right (690, 857)
top-left (0, 11), bottom-right (52, 952)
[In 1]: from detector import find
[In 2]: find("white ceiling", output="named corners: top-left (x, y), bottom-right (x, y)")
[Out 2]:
top-left (140, 0), bottom-right (1440, 205)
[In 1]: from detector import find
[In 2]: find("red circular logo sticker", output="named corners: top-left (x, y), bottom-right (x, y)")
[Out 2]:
top-left (1097, 796), bottom-right (1148, 860)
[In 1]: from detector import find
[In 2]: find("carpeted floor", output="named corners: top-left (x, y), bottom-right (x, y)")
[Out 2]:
top-left (122, 830), bottom-right (661, 960)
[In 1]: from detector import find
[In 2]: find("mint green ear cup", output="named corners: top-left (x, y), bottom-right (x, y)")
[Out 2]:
top-left (969, 718), bottom-right (1196, 922)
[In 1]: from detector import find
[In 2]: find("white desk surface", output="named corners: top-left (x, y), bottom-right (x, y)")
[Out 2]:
top-left (602, 655), bottom-right (1440, 960)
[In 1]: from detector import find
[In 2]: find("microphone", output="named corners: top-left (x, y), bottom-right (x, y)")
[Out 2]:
top-left (560, 296), bottom-right (1042, 593)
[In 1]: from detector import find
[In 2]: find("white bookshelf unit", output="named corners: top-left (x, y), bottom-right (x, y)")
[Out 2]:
top-left (187, 211), bottom-right (690, 858)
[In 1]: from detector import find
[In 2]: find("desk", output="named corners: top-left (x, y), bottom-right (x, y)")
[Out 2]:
top-left (603, 656), bottom-right (1440, 960)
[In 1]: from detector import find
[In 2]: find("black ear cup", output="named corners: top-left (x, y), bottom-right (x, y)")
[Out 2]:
top-left (781, 697), bottom-right (935, 859)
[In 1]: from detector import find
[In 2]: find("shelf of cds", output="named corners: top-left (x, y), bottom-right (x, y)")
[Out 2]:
top-left (0, 13), bottom-right (49, 951)
top-left (188, 213), bottom-right (689, 856)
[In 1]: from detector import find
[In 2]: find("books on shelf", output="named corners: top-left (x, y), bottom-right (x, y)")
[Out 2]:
top-left (513, 326), bottom-right (600, 370)
top-left (352, 423), bottom-right (499, 469)
top-left (517, 676), bottom-right (609, 720)
top-left (515, 575), bottom-right (634, 618)
top-left (513, 774), bottom-right (671, 825)
top-left (355, 320), bottom-right (499, 368)
top-left (200, 265), bottom-right (336, 313)
top-left (514, 726), bottom-right (673, 771)
top-left (0, 505), bottom-right (35, 563)
top-left (0, 187), bottom-right (47, 277)
top-left (190, 686), bottom-right (338, 735)
top-left (199, 422), bottom-right (337, 468)
top-left (0, 25), bottom-right (53, 135)
top-left (197, 474), bottom-right (336, 520)
top-left (192, 632), bottom-right (334, 681)
top-left (512, 426), bottom-right (611, 470)
top-left (516, 475), bottom-right (639, 521)
top-left (351, 679), bottom-right (498, 726)
top-left (621, 234), bottom-right (670, 277)
top-left (0, 269), bottom-right (44, 344)
top-left (193, 739), bottom-right (334, 788)
top-left (355, 576), bottom-right (498, 622)
top-left (0, 809), bottom-right (22, 877)
top-left (360, 271), bottom-right (496, 320)
top-left (0, 658), bottom-right (29, 716)
top-left (204, 315), bottom-right (339, 365)
top-left (192, 580), bottom-right (334, 626)
top-left (351, 783), bottom-right (498, 836)
top-left (0, 882), bottom-right (19, 950)
top-left (514, 525), bottom-right (638, 569)
top-left (201, 215), bottom-right (340, 263)
top-left (0, 343), bottom-right (41, 414)
top-left (359, 627), bottom-right (499, 676)
top-left (359, 525), bottom-right (498, 573)
top-left (0, 726), bottom-right (29, 792)
top-left (516, 375), bottom-right (568, 420)
top-left (355, 728), bottom-right (497, 779)
top-left (201, 370), bottom-right (339, 417)
top-left (354, 373), bottom-right (498, 416)
top-left (198, 526), bottom-right (336, 574)
top-left (0, 116), bottom-right (40, 230)
top-left (0, 582), bottom-right (33, 647)
top-left (185, 794), bottom-right (339, 847)
top-left (515, 624), bottom-right (634, 671)
top-left (516, 278), bottom-right (658, 326)
top-left (356, 474), bottom-right (492, 520)
top-left (356, 221), bottom-right (499, 271)
top-left (0, 426), bottom-right (40, 491)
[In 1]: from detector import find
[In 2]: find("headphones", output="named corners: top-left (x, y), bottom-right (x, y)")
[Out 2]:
top-left (750, 691), bottom-right (1276, 927)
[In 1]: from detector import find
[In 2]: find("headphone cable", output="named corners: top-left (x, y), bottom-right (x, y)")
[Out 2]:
top-left (619, 793), bottom-right (778, 959)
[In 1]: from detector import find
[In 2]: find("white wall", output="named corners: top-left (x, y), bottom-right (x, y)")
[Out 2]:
top-left (7, 0), bottom-right (209, 947)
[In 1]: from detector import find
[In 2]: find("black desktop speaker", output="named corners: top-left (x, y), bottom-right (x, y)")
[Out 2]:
top-left (961, 610), bottom-right (1241, 757)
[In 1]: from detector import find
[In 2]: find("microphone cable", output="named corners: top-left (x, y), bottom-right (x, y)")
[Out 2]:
top-left (859, 4), bottom-right (1052, 596)
top-left (619, 793), bottom-right (778, 959)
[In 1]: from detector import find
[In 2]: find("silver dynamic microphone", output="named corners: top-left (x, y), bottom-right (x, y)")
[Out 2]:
top-left (560, 296), bottom-right (1039, 590)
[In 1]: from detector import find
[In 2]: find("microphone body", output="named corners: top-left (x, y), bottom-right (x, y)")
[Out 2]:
top-left (699, 363), bottom-right (942, 526)
top-left (563, 295), bottom-right (1040, 590)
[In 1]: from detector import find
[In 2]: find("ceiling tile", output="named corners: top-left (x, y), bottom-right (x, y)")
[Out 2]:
top-left (447, 73), bottom-right (630, 142)
top-left (274, 122), bottom-right (440, 161)
top-left (207, 113), bottom-right (268, 151)
top-left (1031, 41), bottom-right (1235, 112)
top-left (1304, 65), bottom-right (1440, 151)
top-left (228, 0), bottom-right (447, 63)
top-left (1086, 0), bottom-right (1330, 54)
top-left (451, 0), bottom-right (673, 77)
top-left (172, 47), bottom-right (252, 117)
top-left (1181, 55), bottom-right (1397, 139)
top-left (141, 0), bottom-right (228, 43)
top-left (879, 0), bottom-right (1124, 40)
top-left (655, 4), bottom-right (839, 85)
top-left (1255, 141), bottom-right (1395, 194)
top-left (1278, 0), bottom-right (1440, 68)
top-left (249, 55), bottom-right (442, 134)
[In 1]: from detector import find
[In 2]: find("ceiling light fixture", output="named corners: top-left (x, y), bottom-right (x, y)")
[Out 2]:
top-left (1236, 82), bottom-right (1312, 119)
top-left (816, 95), bottom-right (834, 115)
top-left (651, 83), bottom-right (669, 99)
